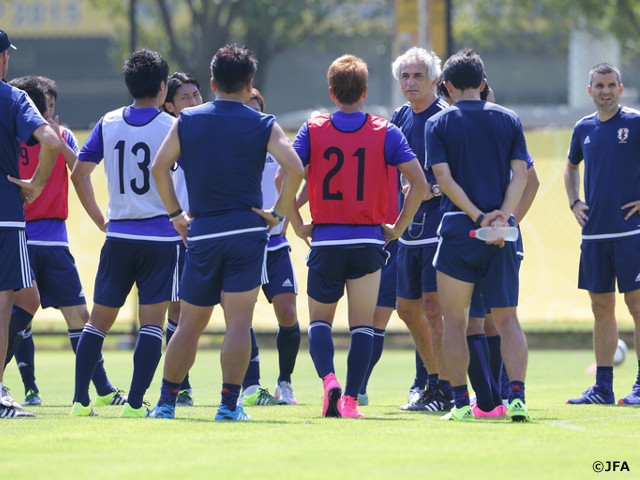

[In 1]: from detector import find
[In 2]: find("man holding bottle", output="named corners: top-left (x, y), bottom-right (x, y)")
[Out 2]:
top-left (425, 48), bottom-right (531, 422)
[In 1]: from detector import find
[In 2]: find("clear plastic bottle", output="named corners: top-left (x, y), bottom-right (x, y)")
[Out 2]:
top-left (469, 226), bottom-right (519, 242)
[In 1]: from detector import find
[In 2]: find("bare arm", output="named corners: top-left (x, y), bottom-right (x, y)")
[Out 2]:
top-left (287, 176), bottom-right (314, 247)
top-left (50, 116), bottom-right (78, 170)
top-left (513, 165), bottom-right (540, 225)
top-left (7, 123), bottom-right (60, 204)
top-left (151, 121), bottom-right (190, 239)
top-left (564, 159), bottom-right (587, 227)
top-left (499, 159), bottom-right (528, 221)
top-left (296, 181), bottom-right (308, 208)
top-left (70, 160), bottom-right (107, 231)
top-left (383, 159), bottom-right (428, 241)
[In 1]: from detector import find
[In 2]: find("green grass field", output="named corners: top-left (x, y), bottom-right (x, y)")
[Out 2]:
top-left (2, 348), bottom-right (639, 479)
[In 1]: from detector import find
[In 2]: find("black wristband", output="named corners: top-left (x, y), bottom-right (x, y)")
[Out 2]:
top-left (569, 199), bottom-right (580, 210)
top-left (168, 208), bottom-right (183, 219)
top-left (474, 213), bottom-right (485, 227)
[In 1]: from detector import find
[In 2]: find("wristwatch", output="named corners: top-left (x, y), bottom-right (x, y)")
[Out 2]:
top-left (431, 184), bottom-right (442, 197)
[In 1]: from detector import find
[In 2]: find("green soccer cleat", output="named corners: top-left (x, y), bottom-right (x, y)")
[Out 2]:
top-left (70, 402), bottom-right (97, 417)
top-left (241, 387), bottom-right (287, 406)
top-left (121, 403), bottom-right (150, 418)
top-left (23, 389), bottom-right (41, 406)
top-left (176, 389), bottom-right (194, 407)
top-left (507, 398), bottom-right (532, 423)
top-left (440, 405), bottom-right (474, 421)
top-left (95, 389), bottom-right (127, 406)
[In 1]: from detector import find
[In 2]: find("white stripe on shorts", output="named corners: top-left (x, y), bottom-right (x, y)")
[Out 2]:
top-left (171, 243), bottom-right (180, 302)
top-left (19, 230), bottom-right (32, 288)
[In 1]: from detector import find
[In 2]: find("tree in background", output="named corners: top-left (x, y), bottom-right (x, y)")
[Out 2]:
top-left (454, 0), bottom-right (640, 57)
top-left (90, 0), bottom-right (392, 94)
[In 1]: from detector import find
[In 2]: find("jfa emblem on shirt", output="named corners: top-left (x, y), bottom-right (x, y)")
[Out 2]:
top-left (618, 127), bottom-right (629, 143)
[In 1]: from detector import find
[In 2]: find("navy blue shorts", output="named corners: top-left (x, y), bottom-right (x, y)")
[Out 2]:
top-left (306, 245), bottom-right (388, 304)
top-left (28, 245), bottom-right (86, 308)
top-left (434, 214), bottom-right (519, 309)
top-left (377, 240), bottom-right (397, 308)
top-left (93, 238), bottom-right (180, 308)
top-left (0, 229), bottom-right (32, 291)
top-left (579, 237), bottom-right (640, 293)
top-left (469, 284), bottom-right (487, 318)
top-left (396, 243), bottom-right (438, 300)
top-left (469, 241), bottom-right (524, 318)
top-left (262, 246), bottom-right (298, 302)
top-left (180, 233), bottom-right (268, 307)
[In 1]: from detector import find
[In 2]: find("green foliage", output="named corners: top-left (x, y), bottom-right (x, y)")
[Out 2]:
top-left (453, 0), bottom-right (640, 56)
top-left (88, 0), bottom-right (393, 93)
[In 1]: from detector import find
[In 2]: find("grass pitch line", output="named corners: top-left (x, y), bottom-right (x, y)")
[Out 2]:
top-left (544, 413), bottom-right (640, 437)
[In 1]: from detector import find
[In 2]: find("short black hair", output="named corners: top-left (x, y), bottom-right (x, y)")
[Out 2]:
top-left (210, 44), bottom-right (257, 94)
top-left (9, 75), bottom-right (47, 116)
top-left (123, 48), bottom-right (169, 99)
top-left (442, 48), bottom-right (485, 91)
top-left (436, 75), bottom-right (450, 100)
top-left (163, 72), bottom-right (200, 112)
top-left (36, 76), bottom-right (58, 100)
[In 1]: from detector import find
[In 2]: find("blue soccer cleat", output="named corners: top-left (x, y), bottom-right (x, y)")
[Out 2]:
top-left (566, 385), bottom-right (615, 405)
top-left (618, 383), bottom-right (640, 406)
top-left (214, 404), bottom-right (252, 421)
top-left (149, 403), bottom-right (176, 419)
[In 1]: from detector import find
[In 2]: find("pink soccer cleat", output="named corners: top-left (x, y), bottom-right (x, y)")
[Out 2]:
top-left (339, 395), bottom-right (365, 418)
top-left (322, 373), bottom-right (342, 417)
top-left (471, 403), bottom-right (507, 418)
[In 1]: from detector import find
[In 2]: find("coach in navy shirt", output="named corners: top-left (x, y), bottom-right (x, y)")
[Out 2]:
top-left (0, 29), bottom-right (59, 418)
top-left (565, 62), bottom-right (640, 406)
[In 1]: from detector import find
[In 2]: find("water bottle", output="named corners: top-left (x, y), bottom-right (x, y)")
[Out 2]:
top-left (469, 226), bottom-right (519, 242)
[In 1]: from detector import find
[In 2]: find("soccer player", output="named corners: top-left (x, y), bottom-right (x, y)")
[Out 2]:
top-left (426, 48), bottom-right (531, 422)
top-left (0, 29), bottom-right (60, 418)
top-left (386, 47), bottom-right (453, 413)
top-left (4, 76), bottom-right (125, 408)
top-left (449, 80), bottom-right (539, 417)
top-left (161, 71), bottom-right (203, 406)
top-left (288, 54), bottom-right (427, 418)
top-left (565, 63), bottom-right (640, 406)
top-left (69, 49), bottom-right (179, 418)
top-left (149, 44), bottom-right (304, 421)
top-left (238, 88), bottom-right (300, 407)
